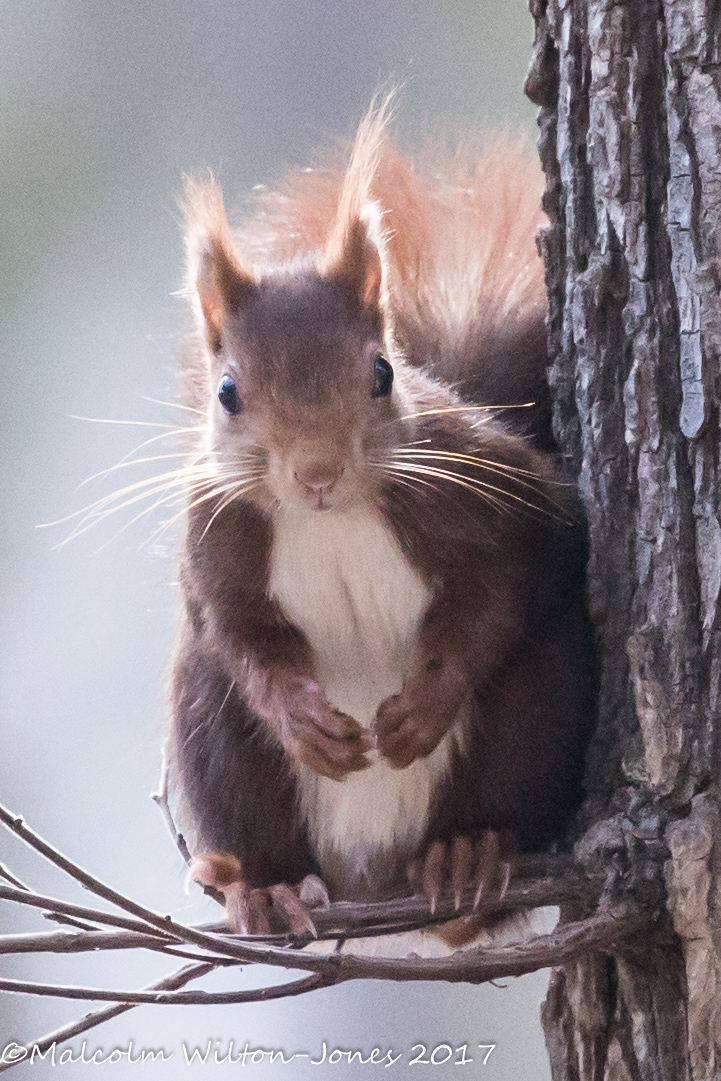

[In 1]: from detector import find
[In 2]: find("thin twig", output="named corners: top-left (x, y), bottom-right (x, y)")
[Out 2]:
top-left (151, 746), bottom-right (193, 866)
top-left (151, 753), bottom-right (226, 906)
top-left (0, 885), bottom-right (177, 940)
top-left (0, 864), bottom-right (30, 891)
top-left (0, 808), bottom-right (338, 968)
top-left (0, 802), bottom-right (654, 1063)
top-left (0, 929), bottom-right (165, 955)
top-left (0, 928), bottom-right (240, 964)
top-left (0, 804), bottom-right (185, 932)
top-left (1, 805), bottom-right (613, 975)
top-left (320, 905), bottom-right (652, 984)
top-left (41, 911), bottom-right (106, 933)
top-left (0, 867), bottom-right (600, 954)
top-left (0, 961), bottom-right (217, 1075)
top-left (0, 971), bottom-right (326, 1006)
top-left (0, 859), bottom-right (107, 932)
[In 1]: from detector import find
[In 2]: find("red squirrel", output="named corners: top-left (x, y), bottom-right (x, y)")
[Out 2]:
top-left (166, 102), bottom-right (597, 936)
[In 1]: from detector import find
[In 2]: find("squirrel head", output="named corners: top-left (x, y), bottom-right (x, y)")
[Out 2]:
top-left (182, 174), bottom-right (405, 516)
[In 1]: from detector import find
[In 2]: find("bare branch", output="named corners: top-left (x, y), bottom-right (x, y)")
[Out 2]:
top-left (0, 803), bottom-right (619, 981)
top-left (0, 885), bottom-right (177, 940)
top-left (0, 804), bottom-right (186, 933)
top-left (0, 961), bottom-right (217, 1076)
top-left (0, 801), bottom-right (657, 1068)
top-left (0, 905), bottom-right (652, 999)
top-left (0, 862), bottom-right (598, 962)
top-left (0, 806), bottom-right (331, 968)
top-left (0, 971), bottom-right (326, 1005)
top-left (0, 860), bottom-right (605, 964)
top-left (41, 911), bottom-right (108, 933)
top-left (0, 929), bottom-right (182, 955)
top-left (0, 927), bottom-right (241, 964)
top-left (326, 905), bottom-right (654, 984)
top-left (302, 863), bottom-right (599, 939)
top-left (151, 751), bottom-right (225, 906)
top-left (0, 864), bottom-right (30, 891)
top-left (151, 745), bottom-right (193, 866)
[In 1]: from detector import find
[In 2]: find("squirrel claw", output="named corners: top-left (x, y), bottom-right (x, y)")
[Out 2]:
top-left (187, 854), bottom-right (329, 936)
top-left (411, 831), bottom-right (517, 947)
top-left (268, 883), bottom-right (318, 936)
top-left (298, 873), bottom-right (331, 909)
top-left (413, 830), bottom-right (516, 916)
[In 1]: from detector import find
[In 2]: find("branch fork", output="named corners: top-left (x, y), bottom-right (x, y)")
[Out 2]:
top-left (0, 798), bottom-right (657, 1073)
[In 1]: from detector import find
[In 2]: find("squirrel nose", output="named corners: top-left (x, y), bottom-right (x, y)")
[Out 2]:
top-left (293, 463), bottom-right (343, 497)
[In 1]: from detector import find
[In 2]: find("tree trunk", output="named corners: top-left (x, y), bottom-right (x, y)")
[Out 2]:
top-left (525, 1), bottom-right (721, 1078)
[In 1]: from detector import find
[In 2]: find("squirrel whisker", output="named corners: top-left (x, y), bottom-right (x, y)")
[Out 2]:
top-left (51, 463), bottom-right (230, 544)
top-left (68, 415), bottom-right (192, 430)
top-left (139, 396), bottom-right (207, 416)
top-left (89, 472), bottom-right (256, 554)
top-left (113, 471), bottom-right (264, 550)
top-left (391, 450), bottom-right (570, 517)
top-left (385, 462), bottom-right (511, 515)
top-left (369, 461), bottom-right (447, 499)
top-left (109, 425), bottom-right (209, 464)
top-left (198, 480), bottom-right (263, 540)
top-left (399, 404), bottom-right (534, 422)
top-left (150, 476), bottom-right (264, 544)
top-left (78, 451), bottom-right (215, 489)
top-left (393, 447), bottom-right (544, 480)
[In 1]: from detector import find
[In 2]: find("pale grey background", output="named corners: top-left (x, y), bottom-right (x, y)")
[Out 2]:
top-left (0, 0), bottom-right (552, 1076)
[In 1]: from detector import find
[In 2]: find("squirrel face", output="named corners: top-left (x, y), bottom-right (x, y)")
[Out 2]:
top-left (185, 177), bottom-right (405, 517)
top-left (204, 271), bottom-right (401, 516)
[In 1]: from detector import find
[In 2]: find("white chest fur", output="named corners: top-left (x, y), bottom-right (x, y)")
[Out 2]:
top-left (269, 504), bottom-right (458, 890)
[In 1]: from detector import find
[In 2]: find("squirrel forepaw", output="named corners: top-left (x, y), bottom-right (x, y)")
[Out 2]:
top-left (275, 679), bottom-right (373, 780)
top-left (374, 652), bottom-right (470, 769)
top-left (373, 693), bottom-right (456, 768)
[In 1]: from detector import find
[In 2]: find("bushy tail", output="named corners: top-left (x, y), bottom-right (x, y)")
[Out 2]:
top-left (236, 100), bottom-right (550, 440)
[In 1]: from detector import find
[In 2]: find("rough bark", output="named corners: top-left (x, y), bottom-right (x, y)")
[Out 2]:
top-left (526, 0), bottom-right (721, 1077)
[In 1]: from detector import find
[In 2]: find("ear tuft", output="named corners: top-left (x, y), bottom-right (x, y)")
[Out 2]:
top-left (323, 203), bottom-right (386, 311)
top-left (181, 174), bottom-right (254, 353)
top-left (321, 95), bottom-right (394, 314)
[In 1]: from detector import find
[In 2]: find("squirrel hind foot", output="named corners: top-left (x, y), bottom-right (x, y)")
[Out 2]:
top-left (406, 831), bottom-right (517, 949)
top-left (188, 854), bottom-right (329, 936)
top-left (410, 830), bottom-right (516, 917)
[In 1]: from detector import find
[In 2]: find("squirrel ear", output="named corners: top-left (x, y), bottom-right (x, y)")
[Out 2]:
top-left (321, 95), bottom-right (393, 312)
top-left (322, 204), bottom-right (385, 313)
top-left (189, 229), bottom-right (254, 353)
top-left (183, 176), bottom-right (254, 354)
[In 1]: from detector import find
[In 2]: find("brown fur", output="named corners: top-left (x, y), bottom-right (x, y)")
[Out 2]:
top-left (233, 103), bottom-right (549, 439)
top-left (166, 101), bottom-right (596, 916)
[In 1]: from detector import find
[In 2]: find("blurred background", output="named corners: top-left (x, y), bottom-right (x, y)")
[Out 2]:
top-left (0, 0), bottom-right (551, 1076)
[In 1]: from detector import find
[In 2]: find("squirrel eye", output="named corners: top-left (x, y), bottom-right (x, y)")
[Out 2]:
top-left (217, 375), bottom-right (243, 415)
top-left (371, 355), bottom-right (394, 398)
